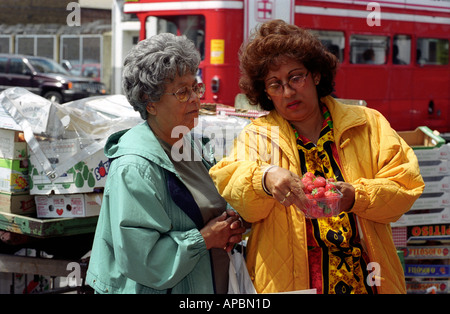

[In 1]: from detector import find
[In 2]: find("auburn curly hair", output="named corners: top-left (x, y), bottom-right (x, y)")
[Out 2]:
top-left (239, 19), bottom-right (338, 111)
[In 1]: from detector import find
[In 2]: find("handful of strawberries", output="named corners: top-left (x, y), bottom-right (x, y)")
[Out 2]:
top-left (299, 172), bottom-right (342, 218)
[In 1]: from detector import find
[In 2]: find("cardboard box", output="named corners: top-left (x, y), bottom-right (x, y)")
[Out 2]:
top-left (29, 139), bottom-right (109, 195)
top-left (404, 264), bottom-right (450, 278)
top-left (406, 280), bottom-right (450, 294)
top-left (0, 158), bottom-right (29, 193)
top-left (414, 144), bottom-right (450, 161)
top-left (391, 224), bottom-right (450, 244)
top-left (417, 160), bottom-right (450, 177)
top-left (398, 126), bottom-right (445, 150)
top-left (411, 191), bottom-right (450, 210)
top-left (0, 192), bottom-right (35, 215)
top-left (392, 207), bottom-right (450, 227)
top-left (0, 129), bottom-right (27, 160)
top-left (423, 176), bottom-right (450, 193)
top-left (400, 246), bottom-right (450, 259)
top-left (35, 192), bottom-right (102, 218)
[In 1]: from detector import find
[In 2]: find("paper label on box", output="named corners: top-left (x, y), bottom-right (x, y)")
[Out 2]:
top-left (35, 193), bottom-right (102, 218)
top-left (391, 224), bottom-right (450, 242)
top-left (392, 208), bottom-right (450, 227)
top-left (0, 129), bottom-right (27, 160)
top-left (401, 246), bottom-right (450, 259)
top-left (404, 264), bottom-right (450, 278)
top-left (414, 144), bottom-right (450, 161)
top-left (0, 193), bottom-right (35, 214)
top-left (0, 159), bottom-right (29, 193)
top-left (406, 280), bottom-right (450, 294)
top-left (411, 192), bottom-right (450, 210)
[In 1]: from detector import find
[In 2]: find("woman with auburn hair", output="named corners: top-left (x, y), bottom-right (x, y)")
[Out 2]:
top-left (209, 20), bottom-right (424, 294)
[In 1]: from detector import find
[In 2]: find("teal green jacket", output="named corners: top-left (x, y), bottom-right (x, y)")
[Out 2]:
top-left (86, 122), bottom-right (216, 294)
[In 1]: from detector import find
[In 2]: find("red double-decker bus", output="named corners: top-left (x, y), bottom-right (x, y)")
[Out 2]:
top-left (123, 0), bottom-right (450, 134)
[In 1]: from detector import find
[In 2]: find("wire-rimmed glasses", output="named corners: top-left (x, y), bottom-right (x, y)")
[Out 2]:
top-left (165, 82), bottom-right (206, 103)
top-left (265, 71), bottom-right (309, 97)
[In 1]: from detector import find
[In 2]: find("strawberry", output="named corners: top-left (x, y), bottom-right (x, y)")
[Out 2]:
top-left (325, 183), bottom-right (335, 191)
top-left (312, 187), bottom-right (325, 199)
top-left (301, 176), bottom-right (313, 186)
top-left (306, 184), bottom-right (315, 193)
top-left (313, 176), bottom-right (327, 187)
top-left (325, 189), bottom-right (339, 197)
top-left (310, 206), bottom-right (323, 218)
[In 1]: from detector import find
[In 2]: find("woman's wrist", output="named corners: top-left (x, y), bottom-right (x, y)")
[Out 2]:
top-left (261, 165), bottom-right (278, 196)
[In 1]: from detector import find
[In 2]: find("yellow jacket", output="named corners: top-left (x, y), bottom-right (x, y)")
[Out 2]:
top-left (209, 96), bottom-right (424, 294)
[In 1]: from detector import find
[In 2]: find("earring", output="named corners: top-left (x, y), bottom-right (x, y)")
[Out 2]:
top-left (267, 95), bottom-right (272, 101)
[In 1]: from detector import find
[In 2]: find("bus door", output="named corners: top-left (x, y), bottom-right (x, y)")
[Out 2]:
top-left (412, 37), bottom-right (450, 133)
top-left (389, 34), bottom-right (414, 131)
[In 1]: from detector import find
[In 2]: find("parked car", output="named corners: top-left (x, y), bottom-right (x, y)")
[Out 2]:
top-left (0, 54), bottom-right (107, 103)
top-left (69, 63), bottom-right (101, 82)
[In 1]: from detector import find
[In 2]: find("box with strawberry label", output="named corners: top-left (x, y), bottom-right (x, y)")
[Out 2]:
top-left (299, 172), bottom-right (343, 219)
top-left (406, 280), bottom-right (450, 294)
top-left (34, 192), bottom-right (102, 218)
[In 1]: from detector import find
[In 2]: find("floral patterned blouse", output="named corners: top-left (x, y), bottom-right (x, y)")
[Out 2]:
top-left (291, 104), bottom-right (376, 294)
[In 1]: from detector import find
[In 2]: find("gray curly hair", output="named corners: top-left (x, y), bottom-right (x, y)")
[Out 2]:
top-left (122, 33), bottom-right (201, 120)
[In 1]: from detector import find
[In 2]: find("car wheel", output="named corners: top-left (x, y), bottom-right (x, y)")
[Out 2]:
top-left (44, 91), bottom-right (63, 104)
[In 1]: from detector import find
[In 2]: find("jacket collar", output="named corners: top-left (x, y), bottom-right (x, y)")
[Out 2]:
top-left (321, 96), bottom-right (367, 141)
top-left (105, 122), bottom-right (177, 173)
top-left (105, 122), bottom-right (215, 174)
top-left (252, 96), bottom-right (367, 144)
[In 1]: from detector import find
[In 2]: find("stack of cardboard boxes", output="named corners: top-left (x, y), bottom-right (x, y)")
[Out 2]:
top-left (0, 127), bottom-right (35, 215)
top-left (0, 115), bottom-right (106, 219)
top-left (30, 138), bottom-right (106, 218)
top-left (393, 126), bottom-right (450, 294)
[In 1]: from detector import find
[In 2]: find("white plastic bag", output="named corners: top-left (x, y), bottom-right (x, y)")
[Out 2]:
top-left (228, 244), bottom-right (257, 294)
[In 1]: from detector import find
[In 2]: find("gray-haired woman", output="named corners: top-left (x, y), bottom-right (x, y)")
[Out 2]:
top-left (86, 33), bottom-right (246, 294)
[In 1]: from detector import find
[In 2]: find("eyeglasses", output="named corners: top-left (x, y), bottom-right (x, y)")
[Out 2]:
top-left (165, 82), bottom-right (206, 103)
top-left (265, 71), bottom-right (309, 97)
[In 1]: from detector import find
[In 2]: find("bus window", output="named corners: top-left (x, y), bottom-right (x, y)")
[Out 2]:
top-left (393, 35), bottom-right (411, 65)
top-left (416, 38), bottom-right (449, 65)
top-left (310, 30), bottom-right (345, 62)
top-left (350, 35), bottom-right (389, 64)
top-left (146, 15), bottom-right (206, 60)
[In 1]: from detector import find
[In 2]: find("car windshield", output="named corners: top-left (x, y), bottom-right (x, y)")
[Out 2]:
top-left (28, 58), bottom-right (70, 75)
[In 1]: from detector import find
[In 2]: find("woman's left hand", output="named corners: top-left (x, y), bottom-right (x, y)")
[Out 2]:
top-left (224, 209), bottom-right (248, 252)
top-left (333, 181), bottom-right (356, 212)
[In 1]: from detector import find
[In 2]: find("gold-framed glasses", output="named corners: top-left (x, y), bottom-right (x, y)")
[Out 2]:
top-left (165, 82), bottom-right (206, 103)
top-left (265, 71), bottom-right (309, 97)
